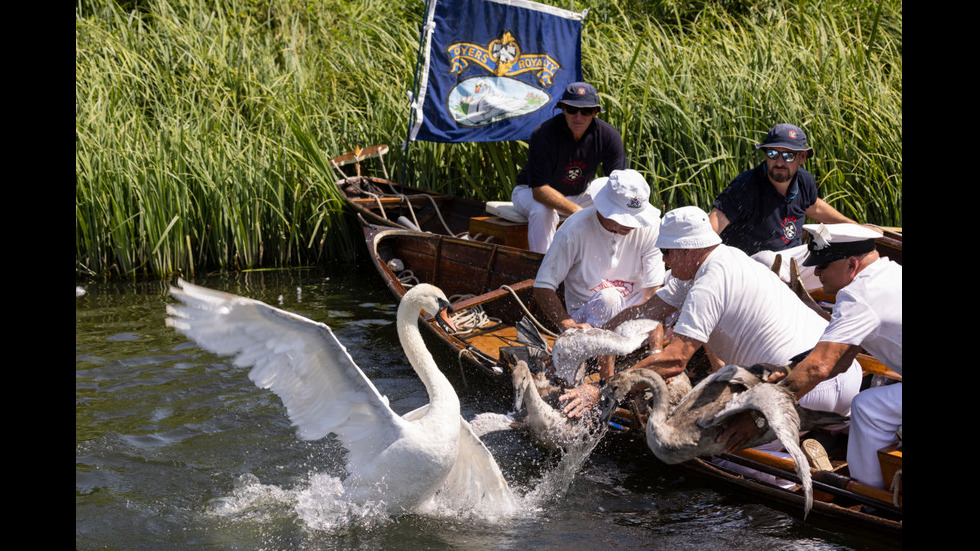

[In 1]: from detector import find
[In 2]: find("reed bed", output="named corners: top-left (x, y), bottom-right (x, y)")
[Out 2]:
top-left (76, 0), bottom-right (901, 278)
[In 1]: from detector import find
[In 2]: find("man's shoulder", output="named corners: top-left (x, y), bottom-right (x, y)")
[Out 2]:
top-left (554, 207), bottom-right (598, 235)
top-left (592, 117), bottom-right (623, 139)
top-left (727, 163), bottom-right (765, 189)
top-left (593, 117), bottom-right (620, 132)
top-left (531, 113), bottom-right (565, 134)
top-left (854, 257), bottom-right (902, 289)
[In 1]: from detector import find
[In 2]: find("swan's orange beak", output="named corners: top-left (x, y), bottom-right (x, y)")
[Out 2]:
top-left (433, 300), bottom-right (457, 333)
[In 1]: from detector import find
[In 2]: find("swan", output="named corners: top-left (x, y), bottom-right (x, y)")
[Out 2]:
top-left (165, 279), bottom-right (517, 516)
top-left (509, 318), bottom-right (687, 450)
top-left (463, 80), bottom-right (530, 125)
top-left (510, 360), bottom-right (593, 451)
top-left (551, 319), bottom-right (664, 385)
top-left (598, 365), bottom-right (849, 518)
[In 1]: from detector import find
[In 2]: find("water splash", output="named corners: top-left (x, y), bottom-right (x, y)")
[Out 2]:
top-left (522, 423), bottom-right (609, 507)
top-left (202, 424), bottom-right (610, 534)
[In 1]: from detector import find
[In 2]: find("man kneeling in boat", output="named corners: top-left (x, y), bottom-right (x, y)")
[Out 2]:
top-left (533, 169), bottom-right (665, 381)
top-left (734, 223), bottom-right (902, 490)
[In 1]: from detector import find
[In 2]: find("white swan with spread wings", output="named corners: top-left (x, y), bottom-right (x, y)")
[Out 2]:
top-left (166, 279), bottom-right (517, 516)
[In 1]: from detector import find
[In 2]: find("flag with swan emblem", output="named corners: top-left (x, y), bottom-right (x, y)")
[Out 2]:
top-left (407, 0), bottom-right (588, 143)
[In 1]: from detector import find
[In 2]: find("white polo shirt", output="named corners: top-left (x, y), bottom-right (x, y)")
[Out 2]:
top-left (820, 257), bottom-right (902, 374)
top-left (534, 207), bottom-right (665, 313)
top-left (658, 244), bottom-right (829, 366)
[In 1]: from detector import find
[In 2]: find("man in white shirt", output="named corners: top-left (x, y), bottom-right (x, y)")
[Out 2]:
top-left (560, 206), bottom-right (862, 421)
top-left (746, 223), bottom-right (902, 489)
top-left (533, 169), bottom-right (665, 381)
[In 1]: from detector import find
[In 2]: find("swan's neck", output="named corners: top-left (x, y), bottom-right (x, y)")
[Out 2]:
top-left (398, 306), bottom-right (459, 414)
top-left (638, 372), bottom-right (681, 445)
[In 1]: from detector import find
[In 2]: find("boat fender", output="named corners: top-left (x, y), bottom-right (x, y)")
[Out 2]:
top-left (387, 258), bottom-right (405, 272)
top-left (397, 216), bottom-right (419, 230)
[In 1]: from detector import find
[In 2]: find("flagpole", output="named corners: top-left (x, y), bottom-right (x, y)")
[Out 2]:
top-left (402, 0), bottom-right (438, 187)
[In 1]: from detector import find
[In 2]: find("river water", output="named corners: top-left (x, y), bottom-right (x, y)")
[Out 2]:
top-left (76, 263), bottom-right (899, 550)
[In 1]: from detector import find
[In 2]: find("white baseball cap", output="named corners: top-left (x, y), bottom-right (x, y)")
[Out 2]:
top-left (589, 169), bottom-right (659, 228)
top-left (655, 206), bottom-right (722, 249)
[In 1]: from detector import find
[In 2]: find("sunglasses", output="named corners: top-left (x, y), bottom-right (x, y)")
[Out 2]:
top-left (563, 106), bottom-right (599, 116)
top-left (763, 149), bottom-right (799, 162)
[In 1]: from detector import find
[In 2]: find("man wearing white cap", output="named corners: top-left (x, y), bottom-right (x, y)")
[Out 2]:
top-left (534, 169), bottom-right (665, 381)
top-left (560, 206), bottom-right (862, 423)
top-left (761, 223), bottom-right (902, 489)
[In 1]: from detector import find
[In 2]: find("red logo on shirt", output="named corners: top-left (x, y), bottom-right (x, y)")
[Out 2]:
top-left (563, 161), bottom-right (587, 186)
top-left (591, 280), bottom-right (634, 297)
top-left (780, 216), bottom-right (799, 243)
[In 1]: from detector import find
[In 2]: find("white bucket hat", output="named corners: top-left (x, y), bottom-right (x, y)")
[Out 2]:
top-left (656, 206), bottom-right (722, 249)
top-left (589, 169), bottom-right (659, 228)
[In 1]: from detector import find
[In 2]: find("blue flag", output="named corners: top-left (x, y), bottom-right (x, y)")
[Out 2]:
top-left (408, 0), bottom-right (587, 143)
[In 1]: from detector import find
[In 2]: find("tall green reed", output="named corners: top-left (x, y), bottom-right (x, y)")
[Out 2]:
top-left (76, 0), bottom-right (901, 278)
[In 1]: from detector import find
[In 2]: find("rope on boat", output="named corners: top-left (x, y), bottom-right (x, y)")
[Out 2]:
top-left (890, 469), bottom-right (902, 506)
top-left (396, 269), bottom-right (420, 288)
top-left (355, 179), bottom-right (457, 236)
top-left (499, 284), bottom-right (560, 339)
top-left (390, 268), bottom-right (500, 334)
top-left (455, 348), bottom-right (475, 387)
top-left (448, 293), bottom-right (501, 334)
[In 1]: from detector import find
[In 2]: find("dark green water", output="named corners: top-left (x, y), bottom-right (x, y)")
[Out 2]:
top-left (76, 263), bottom-right (899, 550)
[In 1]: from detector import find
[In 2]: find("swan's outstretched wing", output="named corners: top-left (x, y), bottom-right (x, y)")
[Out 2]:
top-left (166, 279), bottom-right (405, 453)
top-left (403, 406), bottom-right (518, 514)
top-left (706, 383), bottom-right (813, 517)
top-left (551, 321), bottom-right (660, 385)
top-left (441, 419), bottom-right (519, 514)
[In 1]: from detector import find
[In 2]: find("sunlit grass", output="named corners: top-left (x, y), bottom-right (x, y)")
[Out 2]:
top-left (76, 0), bottom-right (901, 278)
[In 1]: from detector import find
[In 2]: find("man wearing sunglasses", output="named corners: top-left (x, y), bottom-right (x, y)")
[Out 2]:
top-left (511, 81), bottom-right (627, 253)
top-left (708, 123), bottom-right (857, 287)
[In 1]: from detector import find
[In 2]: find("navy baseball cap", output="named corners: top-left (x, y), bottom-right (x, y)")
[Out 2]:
top-left (557, 82), bottom-right (603, 111)
top-left (755, 123), bottom-right (815, 158)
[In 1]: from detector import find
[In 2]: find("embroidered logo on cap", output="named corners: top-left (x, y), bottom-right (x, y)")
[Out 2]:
top-left (787, 129), bottom-right (799, 139)
top-left (627, 196), bottom-right (643, 209)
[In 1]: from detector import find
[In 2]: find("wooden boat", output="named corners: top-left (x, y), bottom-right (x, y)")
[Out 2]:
top-left (680, 445), bottom-right (902, 535)
top-left (333, 145), bottom-right (531, 249)
top-left (362, 218), bottom-right (555, 377)
top-left (874, 226), bottom-right (903, 265)
top-left (362, 217), bottom-right (901, 534)
top-left (335, 144), bottom-right (904, 262)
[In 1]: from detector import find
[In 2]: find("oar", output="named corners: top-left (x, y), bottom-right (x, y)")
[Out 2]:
top-left (331, 144), bottom-right (390, 179)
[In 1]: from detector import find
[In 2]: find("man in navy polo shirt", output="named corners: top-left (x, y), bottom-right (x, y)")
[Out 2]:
top-left (511, 82), bottom-right (627, 253)
top-left (709, 123), bottom-right (856, 286)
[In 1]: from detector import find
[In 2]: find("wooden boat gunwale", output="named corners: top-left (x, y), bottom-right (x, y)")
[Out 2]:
top-left (362, 218), bottom-right (553, 377)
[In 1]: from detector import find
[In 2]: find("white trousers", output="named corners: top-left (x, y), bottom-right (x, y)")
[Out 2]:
top-left (798, 359), bottom-right (864, 416)
top-left (568, 286), bottom-right (647, 329)
top-left (847, 382), bottom-right (902, 489)
top-left (511, 184), bottom-right (597, 254)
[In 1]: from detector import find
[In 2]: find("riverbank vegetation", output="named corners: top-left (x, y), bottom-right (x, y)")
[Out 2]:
top-left (76, 0), bottom-right (901, 278)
